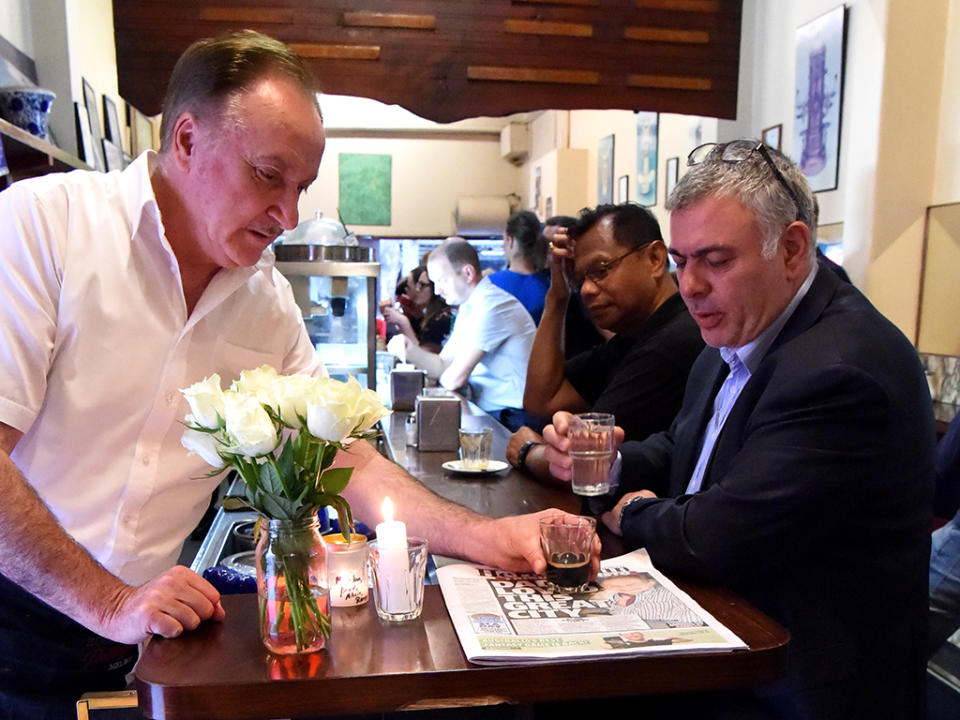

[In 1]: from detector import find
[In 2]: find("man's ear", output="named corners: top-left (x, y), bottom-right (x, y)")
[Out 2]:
top-left (461, 264), bottom-right (478, 284)
top-left (780, 222), bottom-right (812, 278)
top-left (169, 112), bottom-right (201, 171)
top-left (646, 240), bottom-right (669, 278)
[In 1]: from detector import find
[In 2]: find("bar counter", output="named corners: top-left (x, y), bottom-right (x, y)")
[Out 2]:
top-left (135, 399), bottom-right (789, 719)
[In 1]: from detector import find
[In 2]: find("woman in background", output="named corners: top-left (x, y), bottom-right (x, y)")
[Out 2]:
top-left (380, 265), bottom-right (453, 354)
top-left (489, 210), bottom-right (550, 324)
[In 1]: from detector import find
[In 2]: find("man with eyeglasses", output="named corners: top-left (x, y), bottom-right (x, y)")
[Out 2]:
top-left (506, 204), bottom-right (703, 483)
top-left (543, 140), bottom-right (933, 718)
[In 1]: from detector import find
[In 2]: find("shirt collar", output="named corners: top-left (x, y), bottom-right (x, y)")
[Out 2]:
top-left (721, 260), bottom-right (819, 373)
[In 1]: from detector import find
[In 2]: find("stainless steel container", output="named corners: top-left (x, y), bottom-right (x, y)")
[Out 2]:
top-left (390, 367), bottom-right (425, 411)
top-left (415, 390), bottom-right (461, 451)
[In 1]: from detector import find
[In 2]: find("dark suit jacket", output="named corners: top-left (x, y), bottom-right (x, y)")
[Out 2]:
top-left (618, 267), bottom-right (934, 719)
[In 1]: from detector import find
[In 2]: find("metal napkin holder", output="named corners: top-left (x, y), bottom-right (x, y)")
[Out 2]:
top-left (390, 367), bottom-right (425, 411)
top-left (415, 389), bottom-right (461, 451)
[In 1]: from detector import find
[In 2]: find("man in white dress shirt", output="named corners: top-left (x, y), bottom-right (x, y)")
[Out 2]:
top-left (388, 237), bottom-right (537, 427)
top-left (0, 31), bottom-right (587, 718)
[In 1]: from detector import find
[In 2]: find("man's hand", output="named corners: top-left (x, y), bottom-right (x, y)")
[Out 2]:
top-left (473, 508), bottom-right (602, 580)
top-left (542, 411), bottom-right (625, 482)
top-left (386, 333), bottom-right (410, 362)
top-left (545, 225), bottom-right (575, 302)
top-left (96, 566), bottom-right (225, 644)
top-left (601, 490), bottom-right (657, 536)
top-left (506, 426), bottom-right (543, 467)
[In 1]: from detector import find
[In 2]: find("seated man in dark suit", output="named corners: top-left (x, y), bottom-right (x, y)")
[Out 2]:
top-left (543, 140), bottom-right (934, 719)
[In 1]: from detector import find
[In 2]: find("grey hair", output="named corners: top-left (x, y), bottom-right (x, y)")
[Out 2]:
top-left (665, 140), bottom-right (817, 262)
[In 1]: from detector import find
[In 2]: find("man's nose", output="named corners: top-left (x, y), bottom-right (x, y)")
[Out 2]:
top-left (270, 188), bottom-right (300, 231)
top-left (678, 267), bottom-right (706, 298)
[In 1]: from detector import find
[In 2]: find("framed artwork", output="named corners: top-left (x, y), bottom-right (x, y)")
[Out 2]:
top-left (617, 175), bottom-right (629, 203)
top-left (534, 165), bottom-right (542, 216)
top-left (101, 138), bottom-right (124, 172)
top-left (80, 81), bottom-right (105, 171)
top-left (665, 157), bottom-right (679, 199)
top-left (545, 196), bottom-right (553, 219)
top-left (339, 153), bottom-right (392, 225)
top-left (127, 102), bottom-right (155, 157)
top-left (597, 134), bottom-right (614, 205)
top-left (792, 5), bottom-right (847, 192)
top-left (74, 102), bottom-right (99, 171)
top-left (762, 123), bottom-right (783, 151)
top-left (102, 95), bottom-right (123, 146)
top-left (635, 111), bottom-right (658, 207)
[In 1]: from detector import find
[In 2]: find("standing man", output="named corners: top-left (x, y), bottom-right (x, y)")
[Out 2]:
top-left (388, 237), bottom-right (536, 427)
top-left (544, 141), bottom-right (933, 718)
top-left (507, 204), bottom-right (703, 482)
top-left (0, 32), bottom-right (585, 718)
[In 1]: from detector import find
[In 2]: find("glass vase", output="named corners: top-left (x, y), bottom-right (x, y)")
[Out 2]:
top-left (255, 515), bottom-right (330, 655)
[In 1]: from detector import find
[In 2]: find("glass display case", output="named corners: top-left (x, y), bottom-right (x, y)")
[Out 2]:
top-left (275, 243), bottom-right (379, 389)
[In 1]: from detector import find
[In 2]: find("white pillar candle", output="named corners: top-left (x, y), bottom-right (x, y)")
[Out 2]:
top-left (375, 497), bottom-right (414, 613)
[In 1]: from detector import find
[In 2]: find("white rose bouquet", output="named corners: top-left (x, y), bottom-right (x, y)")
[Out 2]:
top-left (180, 365), bottom-right (390, 652)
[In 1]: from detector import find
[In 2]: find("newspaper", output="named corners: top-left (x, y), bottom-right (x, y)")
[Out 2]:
top-left (437, 548), bottom-right (747, 664)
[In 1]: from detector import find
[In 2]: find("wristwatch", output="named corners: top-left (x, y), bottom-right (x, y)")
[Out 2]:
top-left (516, 440), bottom-right (540, 473)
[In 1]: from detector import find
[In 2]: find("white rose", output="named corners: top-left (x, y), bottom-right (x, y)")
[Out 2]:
top-left (306, 376), bottom-right (389, 442)
top-left (180, 374), bottom-right (225, 429)
top-left (271, 373), bottom-right (317, 428)
top-left (221, 390), bottom-right (279, 456)
top-left (181, 428), bottom-right (226, 468)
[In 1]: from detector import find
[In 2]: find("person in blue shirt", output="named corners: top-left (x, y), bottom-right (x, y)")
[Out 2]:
top-left (489, 210), bottom-right (551, 324)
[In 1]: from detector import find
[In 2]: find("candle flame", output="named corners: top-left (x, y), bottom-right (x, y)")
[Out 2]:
top-left (382, 496), bottom-right (394, 522)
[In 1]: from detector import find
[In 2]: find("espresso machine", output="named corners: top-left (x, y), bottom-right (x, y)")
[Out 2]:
top-left (274, 212), bottom-right (379, 389)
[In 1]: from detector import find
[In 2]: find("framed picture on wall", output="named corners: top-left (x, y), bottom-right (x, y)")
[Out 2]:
top-left (101, 138), bottom-right (124, 172)
top-left (339, 153), bottom-right (392, 225)
top-left (80, 80), bottom-right (105, 172)
top-left (597, 134), bottom-right (614, 205)
top-left (102, 94), bottom-right (123, 146)
top-left (127, 102), bottom-right (155, 157)
top-left (762, 123), bottom-right (783, 151)
top-left (635, 111), bottom-right (658, 206)
top-left (617, 175), bottom-right (629, 203)
top-left (74, 102), bottom-right (99, 171)
top-left (665, 156), bottom-right (679, 199)
top-left (792, 5), bottom-right (847, 192)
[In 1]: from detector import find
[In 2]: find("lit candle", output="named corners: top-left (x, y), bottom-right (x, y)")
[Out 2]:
top-left (375, 497), bottom-right (414, 613)
top-left (324, 533), bottom-right (368, 607)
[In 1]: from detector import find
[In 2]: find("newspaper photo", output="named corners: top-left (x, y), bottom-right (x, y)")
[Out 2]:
top-left (437, 548), bottom-right (747, 664)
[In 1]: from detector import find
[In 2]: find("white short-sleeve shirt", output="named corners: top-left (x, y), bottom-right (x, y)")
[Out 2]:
top-left (0, 152), bottom-right (323, 584)
top-left (440, 277), bottom-right (535, 412)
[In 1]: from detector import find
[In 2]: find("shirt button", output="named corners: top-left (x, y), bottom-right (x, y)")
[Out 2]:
top-left (166, 392), bottom-right (176, 406)
top-left (141, 455), bottom-right (151, 467)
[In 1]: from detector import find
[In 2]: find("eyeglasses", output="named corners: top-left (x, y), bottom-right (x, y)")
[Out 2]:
top-left (414, 280), bottom-right (431, 290)
top-left (570, 247), bottom-right (644, 290)
top-left (687, 141), bottom-right (804, 220)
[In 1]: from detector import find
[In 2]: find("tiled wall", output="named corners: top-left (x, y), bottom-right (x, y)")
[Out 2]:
top-left (921, 353), bottom-right (960, 406)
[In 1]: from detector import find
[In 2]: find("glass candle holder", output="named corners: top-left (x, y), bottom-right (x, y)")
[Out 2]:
top-left (368, 537), bottom-right (428, 622)
top-left (323, 533), bottom-right (369, 607)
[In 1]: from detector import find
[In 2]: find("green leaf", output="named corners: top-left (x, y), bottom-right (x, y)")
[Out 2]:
top-left (234, 458), bottom-right (261, 492)
top-left (329, 496), bottom-right (355, 535)
top-left (259, 461), bottom-right (283, 496)
top-left (319, 467), bottom-right (353, 496)
top-left (277, 438), bottom-right (295, 482)
top-left (254, 489), bottom-right (297, 520)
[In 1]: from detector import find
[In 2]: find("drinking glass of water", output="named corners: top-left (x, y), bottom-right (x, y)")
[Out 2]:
top-left (567, 412), bottom-right (615, 496)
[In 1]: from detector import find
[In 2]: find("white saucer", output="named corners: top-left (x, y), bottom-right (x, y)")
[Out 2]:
top-left (442, 460), bottom-right (509, 475)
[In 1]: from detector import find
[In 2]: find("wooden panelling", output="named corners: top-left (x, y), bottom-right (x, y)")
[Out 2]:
top-left (627, 73), bottom-right (712, 90)
top-left (635, 0), bottom-right (721, 11)
top-left (342, 12), bottom-right (436, 30)
top-left (198, 6), bottom-right (294, 24)
top-left (113, 0), bottom-right (742, 123)
top-left (624, 26), bottom-right (709, 43)
top-left (288, 43), bottom-right (381, 60)
top-left (467, 66), bottom-right (599, 84)
top-left (504, 19), bottom-right (593, 37)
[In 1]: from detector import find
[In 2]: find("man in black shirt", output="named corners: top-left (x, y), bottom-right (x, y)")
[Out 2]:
top-left (507, 203), bottom-right (703, 483)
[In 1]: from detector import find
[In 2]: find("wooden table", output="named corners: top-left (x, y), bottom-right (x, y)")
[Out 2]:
top-left (135, 402), bottom-right (789, 719)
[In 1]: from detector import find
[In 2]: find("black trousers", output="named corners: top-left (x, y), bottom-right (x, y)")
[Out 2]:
top-left (0, 574), bottom-right (138, 720)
